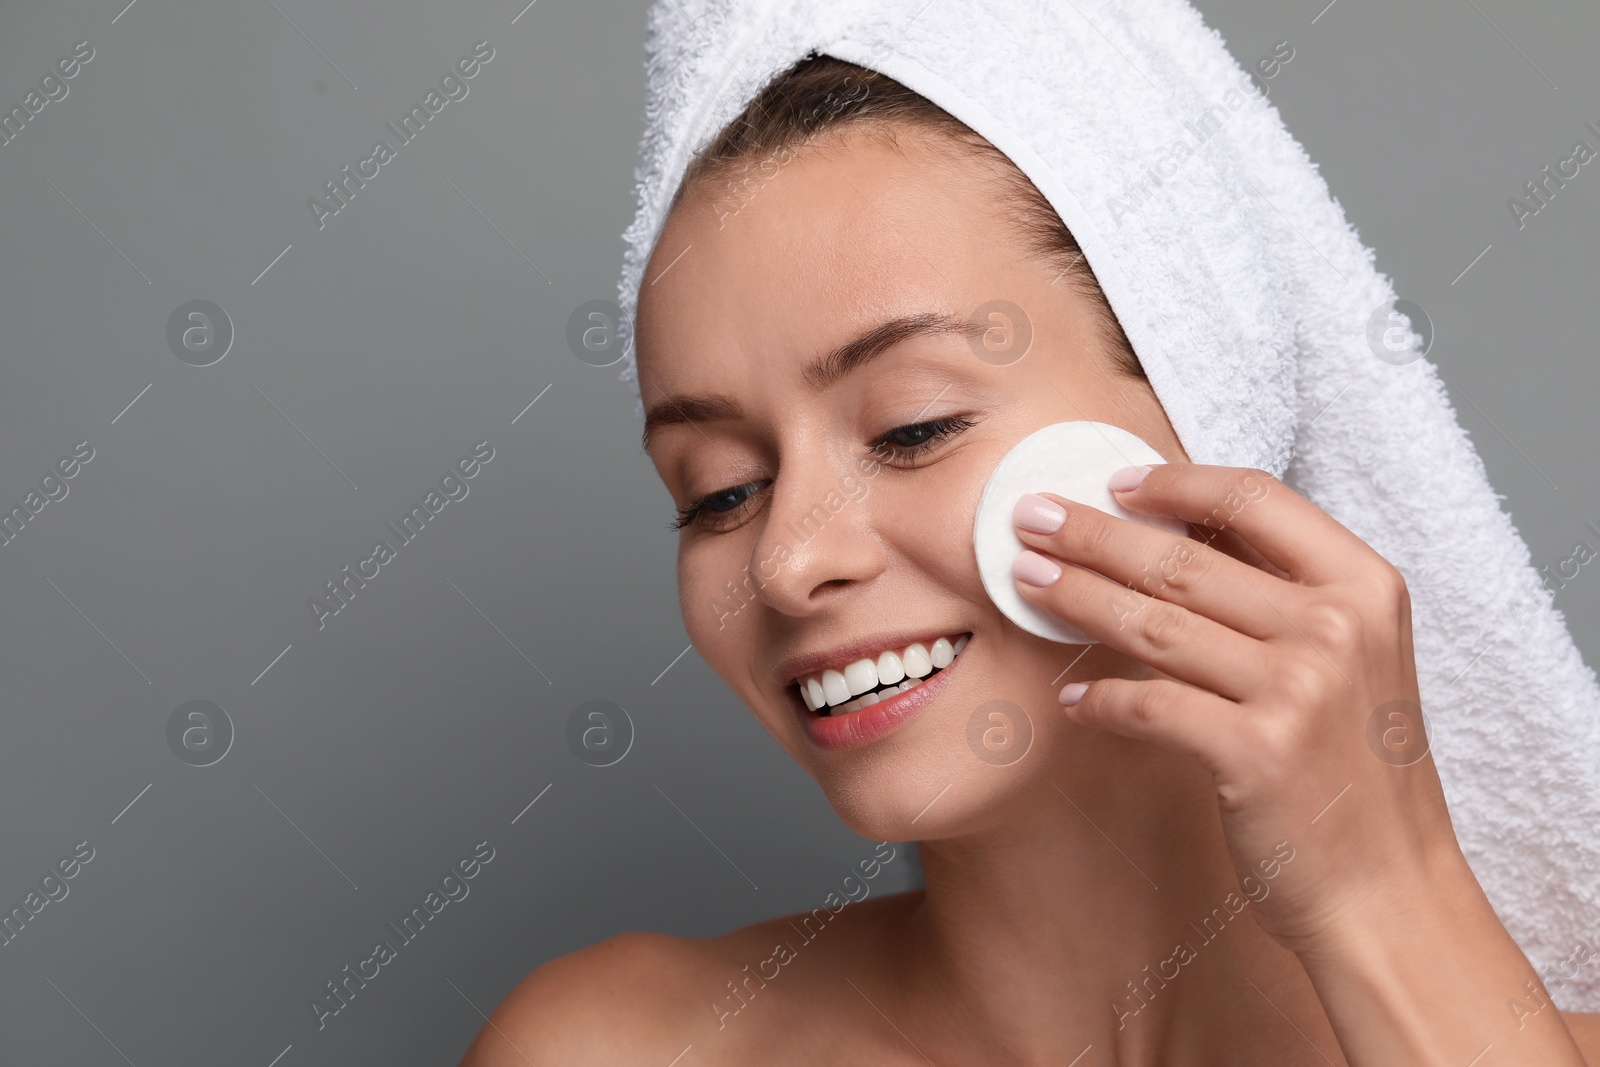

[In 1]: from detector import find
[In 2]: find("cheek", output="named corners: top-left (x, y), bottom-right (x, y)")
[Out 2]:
top-left (678, 541), bottom-right (744, 651)
top-left (869, 456), bottom-right (991, 601)
top-left (677, 540), bottom-right (774, 707)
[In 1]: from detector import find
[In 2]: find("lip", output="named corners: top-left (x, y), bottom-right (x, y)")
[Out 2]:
top-left (777, 628), bottom-right (968, 686)
top-left (797, 634), bottom-right (968, 751)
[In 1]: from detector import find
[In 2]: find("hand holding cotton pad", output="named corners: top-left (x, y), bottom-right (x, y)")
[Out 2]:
top-left (973, 421), bottom-right (1188, 644)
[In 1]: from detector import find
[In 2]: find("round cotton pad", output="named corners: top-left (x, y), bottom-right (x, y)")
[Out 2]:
top-left (973, 421), bottom-right (1188, 644)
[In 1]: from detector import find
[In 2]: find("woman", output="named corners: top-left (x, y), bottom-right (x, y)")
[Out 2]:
top-left (464, 3), bottom-right (1600, 1063)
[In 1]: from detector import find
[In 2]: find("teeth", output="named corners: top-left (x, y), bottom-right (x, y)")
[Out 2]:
top-left (844, 658), bottom-right (878, 696)
top-left (876, 649), bottom-right (905, 686)
top-left (796, 633), bottom-right (971, 715)
top-left (821, 669), bottom-right (851, 707)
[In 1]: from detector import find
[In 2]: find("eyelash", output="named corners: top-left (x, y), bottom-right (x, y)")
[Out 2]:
top-left (669, 414), bottom-right (979, 532)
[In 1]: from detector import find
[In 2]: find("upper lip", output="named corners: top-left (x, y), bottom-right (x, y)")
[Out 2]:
top-left (776, 628), bottom-right (970, 686)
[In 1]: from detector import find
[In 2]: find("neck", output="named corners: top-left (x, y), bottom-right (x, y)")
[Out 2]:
top-left (894, 731), bottom-right (1310, 1064)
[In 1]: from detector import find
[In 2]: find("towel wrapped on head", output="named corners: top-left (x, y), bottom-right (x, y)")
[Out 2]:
top-left (614, 0), bottom-right (1600, 1009)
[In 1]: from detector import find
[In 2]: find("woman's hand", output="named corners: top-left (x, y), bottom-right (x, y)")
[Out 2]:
top-left (1009, 461), bottom-right (1592, 1065)
top-left (1010, 461), bottom-right (1442, 947)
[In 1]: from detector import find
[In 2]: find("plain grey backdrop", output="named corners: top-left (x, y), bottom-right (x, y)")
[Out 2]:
top-left (0, 0), bottom-right (1595, 1063)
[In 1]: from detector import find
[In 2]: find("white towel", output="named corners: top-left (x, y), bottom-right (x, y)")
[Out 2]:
top-left (613, 0), bottom-right (1600, 1009)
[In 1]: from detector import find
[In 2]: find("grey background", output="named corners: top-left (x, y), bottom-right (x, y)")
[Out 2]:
top-left (0, 0), bottom-right (1594, 1063)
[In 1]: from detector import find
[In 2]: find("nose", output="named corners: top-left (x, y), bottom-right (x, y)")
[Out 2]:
top-left (747, 459), bottom-right (886, 616)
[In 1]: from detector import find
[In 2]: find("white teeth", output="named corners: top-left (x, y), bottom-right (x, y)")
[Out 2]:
top-left (876, 649), bottom-right (905, 686)
top-left (844, 658), bottom-right (878, 696)
top-left (830, 678), bottom-right (915, 712)
top-left (797, 633), bottom-right (971, 714)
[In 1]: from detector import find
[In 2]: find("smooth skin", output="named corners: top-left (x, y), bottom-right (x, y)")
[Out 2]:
top-left (461, 127), bottom-right (1600, 1064)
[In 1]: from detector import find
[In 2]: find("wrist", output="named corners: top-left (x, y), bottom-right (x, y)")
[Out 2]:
top-left (1280, 842), bottom-right (1590, 1066)
top-left (1288, 836), bottom-right (1483, 969)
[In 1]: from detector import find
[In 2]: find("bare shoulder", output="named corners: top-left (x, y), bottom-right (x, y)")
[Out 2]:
top-left (1565, 1011), bottom-right (1600, 1061)
top-left (455, 930), bottom-right (721, 1066)
top-left (456, 891), bottom-right (921, 1067)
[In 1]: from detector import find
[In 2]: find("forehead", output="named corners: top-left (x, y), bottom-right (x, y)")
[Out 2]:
top-left (633, 130), bottom-right (1017, 391)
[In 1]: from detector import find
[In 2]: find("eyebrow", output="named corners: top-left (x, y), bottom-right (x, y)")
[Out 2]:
top-left (640, 310), bottom-right (984, 454)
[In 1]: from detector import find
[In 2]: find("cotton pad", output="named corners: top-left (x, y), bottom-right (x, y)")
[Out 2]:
top-left (973, 421), bottom-right (1188, 644)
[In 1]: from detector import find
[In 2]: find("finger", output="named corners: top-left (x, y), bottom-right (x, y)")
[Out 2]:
top-left (1060, 675), bottom-right (1242, 766)
top-left (1191, 522), bottom-right (1291, 581)
top-left (1112, 463), bottom-right (1376, 587)
top-left (1014, 549), bottom-right (1273, 702)
top-left (1014, 491), bottom-right (1294, 642)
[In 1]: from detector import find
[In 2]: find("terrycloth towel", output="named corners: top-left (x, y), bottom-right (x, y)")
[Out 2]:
top-left (613, 0), bottom-right (1600, 1009)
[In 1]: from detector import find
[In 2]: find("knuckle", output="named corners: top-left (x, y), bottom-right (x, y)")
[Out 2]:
top-left (1372, 561), bottom-right (1410, 604)
top-left (1128, 682), bottom-right (1165, 728)
top-left (1152, 540), bottom-right (1210, 595)
top-left (1070, 511), bottom-right (1115, 557)
top-left (1240, 713), bottom-right (1302, 785)
top-left (1135, 601), bottom-right (1191, 655)
top-left (1274, 656), bottom-right (1326, 707)
top-left (1304, 600), bottom-right (1362, 653)
top-left (1107, 590), bottom-right (1145, 631)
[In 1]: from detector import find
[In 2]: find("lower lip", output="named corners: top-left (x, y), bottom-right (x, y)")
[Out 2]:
top-left (798, 642), bottom-right (966, 751)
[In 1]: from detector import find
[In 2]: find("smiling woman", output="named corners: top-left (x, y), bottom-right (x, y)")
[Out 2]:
top-left (459, 2), bottom-right (1600, 1064)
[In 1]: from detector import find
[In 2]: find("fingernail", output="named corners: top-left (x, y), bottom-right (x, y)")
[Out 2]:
top-left (1013, 549), bottom-right (1062, 587)
top-left (1059, 682), bottom-right (1088, 706)
top-left (1108, 464), bottom-right (1152, 492)
top-left (1014, 492), bottom-right (1067, 534)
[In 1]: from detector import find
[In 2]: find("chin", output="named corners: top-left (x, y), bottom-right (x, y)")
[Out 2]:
top-left (788, 631), bottom-right (1070, 842)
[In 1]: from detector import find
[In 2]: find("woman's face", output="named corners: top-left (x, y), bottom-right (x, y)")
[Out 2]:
top-left (635, 128), bottom-right (1191, 841)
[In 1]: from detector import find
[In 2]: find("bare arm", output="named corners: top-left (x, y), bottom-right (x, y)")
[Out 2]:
top-left (1289, 842), bottom-right (1589, 1065)
top-left (1011, 462), bottom-right (1594, 1064)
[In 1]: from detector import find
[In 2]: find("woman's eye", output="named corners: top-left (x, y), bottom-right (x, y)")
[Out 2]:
top-left (668, 415), bottom-right (979, 533)
top-left (670, 480), bottom-right (766, 531)
top-left (872, 414), bottom-right (979, 464)
top-left (702, 482), bottom-right (760, 513)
